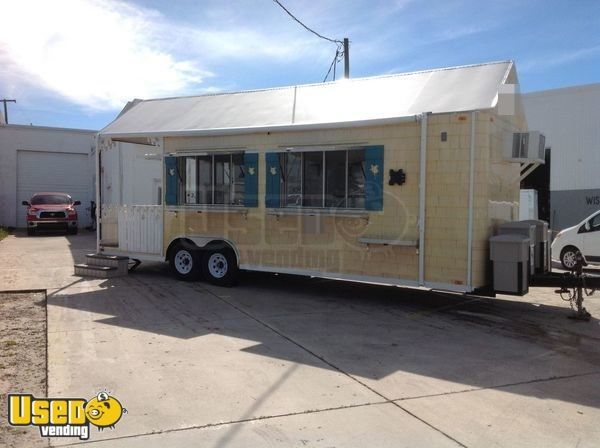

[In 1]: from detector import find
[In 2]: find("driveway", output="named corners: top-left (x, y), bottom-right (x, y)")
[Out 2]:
top-left (1, 232), bottom-right (600, 447)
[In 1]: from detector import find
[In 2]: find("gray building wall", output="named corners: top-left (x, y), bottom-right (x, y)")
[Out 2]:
top-left (551, 189), bottom-right (600, 230)
top-left (523, 84), bottom-right (600, 230)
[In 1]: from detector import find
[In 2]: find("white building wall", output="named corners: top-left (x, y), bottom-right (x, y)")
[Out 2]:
top-left (0, 125), bottom-right (96, 228)
top-left (523, 84), bottom-right (600, 191)
top-left (523, 84), bottom-right (600, 229)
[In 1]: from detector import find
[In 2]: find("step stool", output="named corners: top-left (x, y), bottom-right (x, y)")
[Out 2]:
top-left (74, 254), bottom-right (130, 278)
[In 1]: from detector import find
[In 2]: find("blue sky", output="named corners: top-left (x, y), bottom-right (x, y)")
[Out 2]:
top-left (1, 0), bottom-right (599, 130)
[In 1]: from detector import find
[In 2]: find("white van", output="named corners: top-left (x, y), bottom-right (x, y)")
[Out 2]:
top-left (551, 210), bottom-right (600, 269)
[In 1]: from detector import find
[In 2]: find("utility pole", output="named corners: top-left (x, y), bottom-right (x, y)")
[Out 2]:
top-left (1, 99), bottom-right (16, 124)
top-left (343, 38), bottom-right (350, 79)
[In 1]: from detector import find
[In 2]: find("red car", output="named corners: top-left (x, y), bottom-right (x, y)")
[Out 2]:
top-left (22, 193), bottom-right (81, 236)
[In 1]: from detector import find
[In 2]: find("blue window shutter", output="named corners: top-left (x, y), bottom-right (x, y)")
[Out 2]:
top-left (364, 146), bottom-right (384, 211)
top-left (243, 152), bottom-right (258, 207)
top-left (164, 156), bottom-right (178, 206)
top-left (265, 152), bottom-right (281, 208)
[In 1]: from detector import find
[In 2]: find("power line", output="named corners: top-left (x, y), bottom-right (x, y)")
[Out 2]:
top-left (333, 52), bottom-right (337, 81)
top-left (272, 0), bottom-right (342, 45)
top-left (271, 0), bottom-right (350, 81)
top-left (326, 43), bottom-right (344, 82)
top-left (323, 48), bottom-right (344, 82)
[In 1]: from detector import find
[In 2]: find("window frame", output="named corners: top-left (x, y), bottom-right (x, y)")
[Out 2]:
top-left (176, 151), bottom-right (246, 207)
top-left (279, 147), bottom-right (366, 210)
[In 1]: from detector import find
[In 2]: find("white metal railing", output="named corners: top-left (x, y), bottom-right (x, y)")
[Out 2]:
top-left (117, 205), bottom-right (162, 254)
top-left (101, 205), bottom-right (119, 245)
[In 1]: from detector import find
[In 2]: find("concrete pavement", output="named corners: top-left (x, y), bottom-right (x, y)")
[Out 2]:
top-left (1, 231), bottom-right (600, 447)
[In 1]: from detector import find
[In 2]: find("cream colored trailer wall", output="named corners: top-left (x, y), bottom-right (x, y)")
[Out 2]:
top-left (162, 112), bottom-right (516, 290)
top-left (469, 86), bottom-right (527, 287)
top-left (423, 113), bottom-right (472, 287)
top-left (163, 122), bottom-right (423, 282)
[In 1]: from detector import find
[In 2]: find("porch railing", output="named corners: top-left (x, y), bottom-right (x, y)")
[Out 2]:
top-left (117, 205), bottom-right (162, 255)
top-left (101, 205), bottom-right (162, 255)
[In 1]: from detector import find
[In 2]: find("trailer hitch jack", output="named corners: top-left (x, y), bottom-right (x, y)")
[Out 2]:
top-left (567, 253), bottom-right (591, 321)
top-left (567, 287), bottom-right (591, 321)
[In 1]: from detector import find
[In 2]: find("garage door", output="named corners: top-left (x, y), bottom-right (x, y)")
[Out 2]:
top-left (16, 150), bottom-right (91, 228)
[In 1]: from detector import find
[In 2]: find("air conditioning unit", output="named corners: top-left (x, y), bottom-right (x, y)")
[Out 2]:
top-left (504, 131), bottom-right (546, 164)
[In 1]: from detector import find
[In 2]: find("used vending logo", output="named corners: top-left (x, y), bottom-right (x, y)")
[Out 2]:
top-left (8, 391), bottom-right (127, 440)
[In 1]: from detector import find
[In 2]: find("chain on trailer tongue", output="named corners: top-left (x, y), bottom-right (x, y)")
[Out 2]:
top-left (529, 251), bottom-right (599, 321)
top-left (555, 252), bottom-right (593, 321)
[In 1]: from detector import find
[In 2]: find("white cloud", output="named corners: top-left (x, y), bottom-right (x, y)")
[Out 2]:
top-left (0, 0), bottom-right (209, 110)
top-left (0, 0), bottom-right (305, 111)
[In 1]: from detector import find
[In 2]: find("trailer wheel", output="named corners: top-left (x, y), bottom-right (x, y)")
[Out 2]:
top-left (169, 242), bottom-right (202, 281)
top-left (560, 246), bottom-right (580, 270)
top-left (202, 247), bottom-right (238, 286)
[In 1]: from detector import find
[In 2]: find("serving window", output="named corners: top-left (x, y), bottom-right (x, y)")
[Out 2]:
top-left (278, 148), bottom-right (366, 209)
top-left (179, 153), bottom-right (245, 206)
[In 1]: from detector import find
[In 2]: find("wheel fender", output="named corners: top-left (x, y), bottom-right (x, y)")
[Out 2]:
top-left (166, 235), bottom-right (240, 266)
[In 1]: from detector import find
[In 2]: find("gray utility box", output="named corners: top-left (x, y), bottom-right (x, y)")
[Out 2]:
top-left (490, 234), bottom-right (530, 295)
top-left (520, 220), bottom-right (550, 273)
top-left (497, 221), bottom-right (536, 276)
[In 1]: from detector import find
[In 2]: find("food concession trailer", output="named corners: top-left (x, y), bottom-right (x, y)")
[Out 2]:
top-left (77, 61), bottom-right (599, 320)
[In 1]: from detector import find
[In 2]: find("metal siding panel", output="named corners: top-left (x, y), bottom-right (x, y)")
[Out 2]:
top-left (523, 84), bottom-right (600, 192)
top-left (117, 205), bottom-right (162, 254)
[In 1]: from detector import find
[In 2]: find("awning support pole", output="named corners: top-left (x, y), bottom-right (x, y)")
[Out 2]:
top-left (95, 135), bottom-right (101, 253)
top-left (467, 111), bottom-right (476, 290)
top-left (418, 113), bottom-right (429, 286)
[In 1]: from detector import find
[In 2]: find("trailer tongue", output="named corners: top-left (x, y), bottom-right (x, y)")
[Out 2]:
top-left (529, 253), bottom-right (598, 321)
top-left (489, 220), bottom-right (598, 321)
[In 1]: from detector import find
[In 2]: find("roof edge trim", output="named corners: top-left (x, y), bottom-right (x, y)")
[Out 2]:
top-left (99, 108), bottom-right (489, 139)
top-left (100, 115), bottom-right (421, 138)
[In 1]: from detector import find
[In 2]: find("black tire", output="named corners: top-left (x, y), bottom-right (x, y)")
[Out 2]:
top-left (201, 247), bottom-right (239, 286)
top-left (67, 227), bottom-right (78, 235)
top-left (169, 241), bottom-right (202, 281)
top-left (27, 228), bottom-right (35, 236)
top-left (560, 246), bottom-right (580, 270)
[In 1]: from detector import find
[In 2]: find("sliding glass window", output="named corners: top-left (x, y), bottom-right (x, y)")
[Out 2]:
top-left (184, 157), bottom-right (197, 204)
top-left (303, 152), bottom-right (324, 207)
top-left (179, 153), bottom-right (244, 206)
top-left (347, 149), bottom-right (366, 209)
top-left (284, 152), bottom-right (302, 207)
top-left (281, 148), bottom-right (366, 209)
